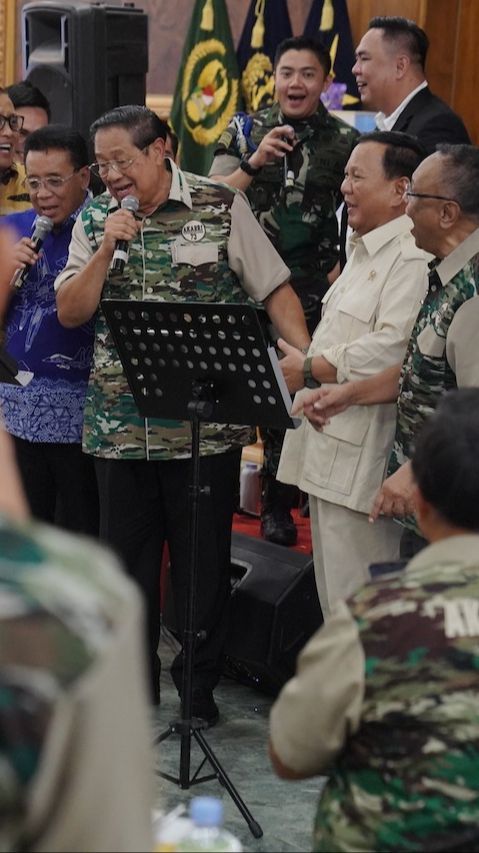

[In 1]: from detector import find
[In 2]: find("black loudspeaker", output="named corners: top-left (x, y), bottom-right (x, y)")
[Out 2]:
top-left (22, 1), bottom-right (148, 144)
top-left (225, 533), bottom-right (323, 696)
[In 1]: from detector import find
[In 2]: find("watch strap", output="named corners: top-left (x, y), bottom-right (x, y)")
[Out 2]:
top-left (303, 356), bottom-right (321, 389)
top-left (240, 157), bottom-right (262, 176)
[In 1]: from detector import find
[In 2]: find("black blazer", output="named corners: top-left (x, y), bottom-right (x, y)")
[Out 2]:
top-left (392, 87), bottom-right (471, 154)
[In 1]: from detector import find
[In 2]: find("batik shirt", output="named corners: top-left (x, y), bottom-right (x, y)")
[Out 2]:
top-left (55, 162), bottom-right (290, 460)
top-left (1, 200), bottom-right (95, 443)
top-left (211, 102), bottom-right (358, 320)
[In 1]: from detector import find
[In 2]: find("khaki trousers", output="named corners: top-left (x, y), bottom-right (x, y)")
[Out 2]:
top-left (309, 495), bottom-right (402, 617)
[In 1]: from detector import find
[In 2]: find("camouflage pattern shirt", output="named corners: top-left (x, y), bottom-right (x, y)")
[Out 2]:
top-left (55, 162), bottom-right (290, 460)
top-left (388, 228), bottom-right (479, 532)
top-left (210, 102), bottom-right (359, 323)
top-left (0, 514), bottom-right (152, 852)
top-left (270, 534), bottom-right (479, 851)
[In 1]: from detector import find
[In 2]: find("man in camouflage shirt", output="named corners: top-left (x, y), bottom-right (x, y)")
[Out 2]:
top-left (210, 36), bottom-right (358, 547)
top-left (270, 389), bottom-right (479, 852)
top-left (297, 144), bottom-right (479, 559)
top-left (0, 228), bottom-right (152, 852)
top-left (55, 105), bottom-right (310, 723)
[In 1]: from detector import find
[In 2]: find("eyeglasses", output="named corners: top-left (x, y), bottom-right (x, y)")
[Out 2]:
top-left (404, 182), bottom-right (457, 203)
top-left (0, 114), bottom-right (24, 133)
top-left (25, 171), bottom-right (79, 192)
top-left (89, 145), bottom-right (150, 179)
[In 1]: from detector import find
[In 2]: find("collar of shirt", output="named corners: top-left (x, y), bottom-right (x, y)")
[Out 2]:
top-left (433, 227), bottom-right (479, 286)
top-left (104, 160), bottom-right (193, 217)
top-left (348, 214), bottom-right (414, 258)
top-left (375, 81), bottom-right (428, 131)
top-left (277, 101), bottom-right (328, 136)
top-left (406, 533), bottom-right (479, 574)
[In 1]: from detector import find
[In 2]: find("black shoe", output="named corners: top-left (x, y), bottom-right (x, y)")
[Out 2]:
top-left (190, 688), bottom-right (219, 728)
top-left (261, 507), bottom-right (298, 547)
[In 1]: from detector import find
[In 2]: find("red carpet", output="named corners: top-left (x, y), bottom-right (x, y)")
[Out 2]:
top-left (232, 508), bottom-right (312, 555)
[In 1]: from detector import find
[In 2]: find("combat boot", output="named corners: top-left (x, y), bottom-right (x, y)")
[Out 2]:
top-left (260, 474), bottom-right (298, 547)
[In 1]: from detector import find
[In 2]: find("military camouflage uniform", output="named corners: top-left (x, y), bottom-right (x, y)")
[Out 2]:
top-left (56, 165), bottom-right (289, 460)
top-left (55, 161), bottom-right (291, 701)
top-left (0, 514), bottom-right (152, 852)
top-left (211, 103), bottom-right (358, 481)
top-left (270, 534), bottom-right (479, 852)
top-left (211, 102), bottom-right (358, 328)
top-left (388, 230), bottom-right (479, 535)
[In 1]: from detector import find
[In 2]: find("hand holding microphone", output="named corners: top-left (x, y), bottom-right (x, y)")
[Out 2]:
top-left (11, 215), bottom-right (54, 290)
top-left (111, 195), bottom-right (140, 273)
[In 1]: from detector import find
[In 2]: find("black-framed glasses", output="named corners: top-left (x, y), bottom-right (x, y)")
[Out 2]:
top-left (89, 144), bottom-right (151, 179)
top-left (25, 171), bottom-right (79, 192)
top-left (404, 181), bottom-right (457, 203)
top-left (0, 114), bottom-right (24, 133)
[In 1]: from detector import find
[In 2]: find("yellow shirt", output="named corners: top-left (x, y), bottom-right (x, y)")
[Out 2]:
top-left (0, 164), bottom-right (30, 216)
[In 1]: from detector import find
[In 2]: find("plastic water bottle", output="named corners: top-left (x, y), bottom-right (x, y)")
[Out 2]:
top-left (239, 462), bottom-right (261, 516)
top-left (176, 797), bottom-right (242, 852)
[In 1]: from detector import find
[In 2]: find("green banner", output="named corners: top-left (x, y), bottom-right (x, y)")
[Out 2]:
top-left (170, 0), bottom-right (240, 175)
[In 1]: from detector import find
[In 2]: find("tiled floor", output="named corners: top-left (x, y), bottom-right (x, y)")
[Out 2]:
top-left (151, 629), bottom-right (323, 852)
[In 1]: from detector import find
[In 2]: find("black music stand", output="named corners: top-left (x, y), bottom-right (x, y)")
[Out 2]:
top-left (102, 299), bottom-right (300, 839)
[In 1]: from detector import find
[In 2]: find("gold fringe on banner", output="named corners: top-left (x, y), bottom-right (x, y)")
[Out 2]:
top-left (200, 0), bottom-right (214, 31)
top-left (251, 0), bottom-right (265, 49)
top-left (320, 0), bottom-right (334, 31)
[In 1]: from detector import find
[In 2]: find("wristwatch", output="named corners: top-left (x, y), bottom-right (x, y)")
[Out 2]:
top-left (240, 156), bottom-right (262, 176)
top-left (303, 356), bottom-right (321, 389)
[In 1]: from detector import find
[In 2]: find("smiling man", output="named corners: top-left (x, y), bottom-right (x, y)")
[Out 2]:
top-left (353, 16), bottom-right (470, 154)
top-left (210, 35), bottom-right (358, 546)
top-left (276, 131), bottom-right (429, 616)
top-left (54, 104), bottom-right (310, 722)
top-left (6, 80), bottom-right (51, 164)
top-left (0, 87), bottom-right (30, 216)
top-left (0, 124), bottom-right (98, 536)
top-left (295, 144), bottom-right (479, 565)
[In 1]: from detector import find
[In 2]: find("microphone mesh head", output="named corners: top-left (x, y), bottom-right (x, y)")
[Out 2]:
top-left (34, 215), bottom-right (54, 239)
top-left (121, 195), bottom-right (140, 213)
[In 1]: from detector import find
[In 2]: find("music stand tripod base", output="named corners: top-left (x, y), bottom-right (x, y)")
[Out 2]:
top-left (102, 300), bottom-right (300, 839)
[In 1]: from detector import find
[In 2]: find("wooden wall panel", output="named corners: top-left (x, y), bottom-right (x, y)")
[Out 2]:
top-left (451, 0), bottom-right (479, 144)
top-left (345, 0), bottom-right (427, 45)
top-left (422, 0), bottom-right (459, 104)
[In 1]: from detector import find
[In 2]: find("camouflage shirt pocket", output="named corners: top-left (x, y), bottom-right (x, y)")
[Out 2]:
top-left (417, 325), bottom-right (446, 358)
top-left (171, 241), bottom-right (219, 267)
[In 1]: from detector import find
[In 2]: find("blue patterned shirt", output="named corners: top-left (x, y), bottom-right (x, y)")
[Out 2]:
top-left (0, 202), bottom-right (95, 443)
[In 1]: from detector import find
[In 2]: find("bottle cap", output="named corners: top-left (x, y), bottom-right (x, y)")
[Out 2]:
top-left (190, 796), bottom-right (223, 827)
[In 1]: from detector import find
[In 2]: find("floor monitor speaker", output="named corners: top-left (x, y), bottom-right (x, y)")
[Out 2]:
top-left (22, 1), bottom-right (148, 145)
top-left (225, 532), bottom-right (322, 695)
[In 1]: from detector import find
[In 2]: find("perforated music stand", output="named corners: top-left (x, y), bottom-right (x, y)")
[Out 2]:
top-left (102, 299), bottom-right (300, 839)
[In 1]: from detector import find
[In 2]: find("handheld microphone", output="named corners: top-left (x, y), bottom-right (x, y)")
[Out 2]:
top-left (11, 215), bottom-right (54, 290)
top-left (283, 131), bottom-right (296, 190)
top-left (284, 151), bottom-right (295, 189)
top-left (111, 195), bottom-right (140, 273)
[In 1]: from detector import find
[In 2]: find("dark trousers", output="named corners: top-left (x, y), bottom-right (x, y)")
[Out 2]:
top-left (94, 448), bottom-right (242, 703)
top-left (400, 527), bottom-right (428, 560)
top-left (13, 436), bottom-right (99, 536)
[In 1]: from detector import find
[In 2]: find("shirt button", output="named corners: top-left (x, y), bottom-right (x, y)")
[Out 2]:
top-left (145, 218), bottom-right (151, 225)
top-left (147, 251), bottom-right (153, 259)
top-left (146, 287), bottom-right (153, 294)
